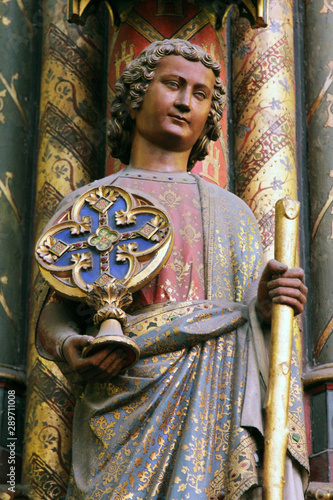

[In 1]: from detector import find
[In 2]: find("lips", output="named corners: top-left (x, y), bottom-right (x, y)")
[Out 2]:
top-left (169, 114), bottom-right (189, 124)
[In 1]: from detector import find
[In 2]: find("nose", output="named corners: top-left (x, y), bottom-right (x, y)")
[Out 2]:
top-left (174, 86), bottom-right (191, 111)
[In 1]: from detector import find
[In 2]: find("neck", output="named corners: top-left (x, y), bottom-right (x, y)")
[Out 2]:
top-left (129, 135), bottom-right (190, 173)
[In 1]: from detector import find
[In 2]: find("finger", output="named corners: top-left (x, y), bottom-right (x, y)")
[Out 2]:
top-left (277, 267), bottom-right (305, 282)
top-left (77, 348), bottom-right (127, 380)
top-left (67, 335), bottom-right (95, 358)
top-left (271, 294), bottom-right (306, 315)
top-left (93, 357), bottom-right (127, 382)
top-left (75, 347), bottom-right (117, 374)
top-left (269, 285), bottom-right (307, 303)
top-left (98, 348), bottom-right (127, 370)
top-left (268, 269), bottom-right (305, 285)
top-left (260, 259), bottom-right (288, 284)
top-left (69, 335), bottom-right (94, 347)
top-left (80, 356), bottom-right (126, 382)
top-left (267, 278), bottom-right (308, 295)
top-left (98, 349), bottom-right (128, 378)
top-left (78, 334), bottom-right (95, 344)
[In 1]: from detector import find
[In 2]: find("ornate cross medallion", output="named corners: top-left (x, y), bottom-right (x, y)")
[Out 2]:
top-left (35, 185), bottom-right (174, 366)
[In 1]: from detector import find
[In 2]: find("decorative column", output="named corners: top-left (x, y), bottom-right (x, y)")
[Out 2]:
top-left (232, 0), bottom-right (309, 358)
top-left (22, 0), bottom-right (106, 496)
top-left (232, 0), bottom-right (299, 262)
top-left (231, 0), bottom-right (309, 475)
top-left (303, 0), bottom-right (333, 484)
top-left (0, 0), bottom-right (38, 487)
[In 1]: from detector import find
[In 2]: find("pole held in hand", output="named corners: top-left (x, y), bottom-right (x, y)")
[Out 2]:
top-left (263, 198), bottom-right (300, 500)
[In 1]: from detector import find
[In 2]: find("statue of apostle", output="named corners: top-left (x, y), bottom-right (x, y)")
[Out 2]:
top-left (37, 39), bottom-right (308, 499)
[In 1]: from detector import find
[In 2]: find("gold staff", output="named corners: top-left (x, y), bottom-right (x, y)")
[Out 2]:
top-left (263, 198), bottom-right (300, 500)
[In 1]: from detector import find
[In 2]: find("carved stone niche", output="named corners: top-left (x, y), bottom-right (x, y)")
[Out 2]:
top-left (67, 0), bottom-right (268, 29)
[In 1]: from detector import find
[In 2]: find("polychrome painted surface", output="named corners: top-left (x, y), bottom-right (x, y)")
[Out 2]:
top-left (232, 0), bottom-right (298, 262)
top-left (105, 0), bottom-right (230, 188)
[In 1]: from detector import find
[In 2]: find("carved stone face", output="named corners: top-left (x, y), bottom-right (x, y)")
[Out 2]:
top-left (130, 55), bottom-right (215, 154)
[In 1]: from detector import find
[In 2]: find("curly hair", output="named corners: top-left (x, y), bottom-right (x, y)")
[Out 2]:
top-left (108, 39), bottom-right (225, 171)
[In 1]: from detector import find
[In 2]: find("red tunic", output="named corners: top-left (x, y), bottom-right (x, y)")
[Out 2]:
top-left (115, 168), bottom-right (205, 308)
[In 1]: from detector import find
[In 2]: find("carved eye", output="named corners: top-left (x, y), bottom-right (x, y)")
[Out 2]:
top-left (165, 80), bottom-right (179, 89)
top-left (194, 91), bottom-right (207, 101)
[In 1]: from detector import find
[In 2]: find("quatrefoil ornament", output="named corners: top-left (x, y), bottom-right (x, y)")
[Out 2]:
top-left (36, 184), bottom-right (174, 366)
